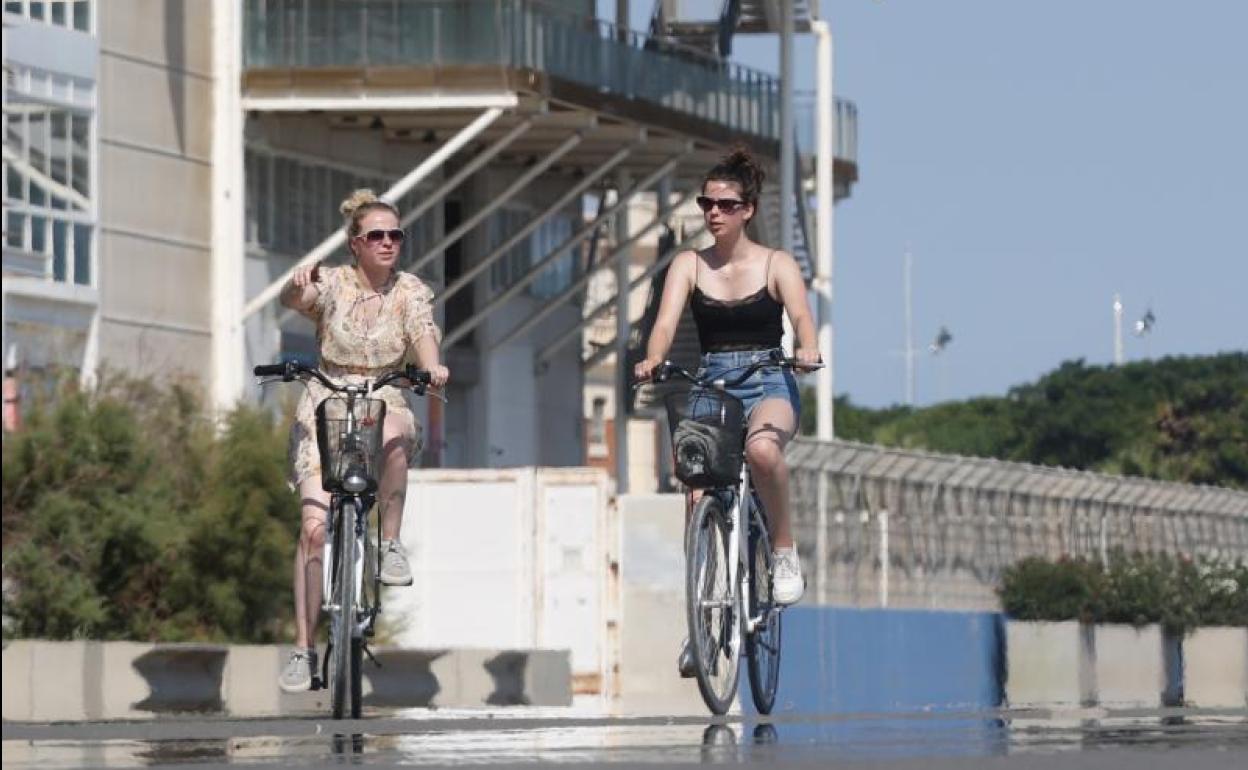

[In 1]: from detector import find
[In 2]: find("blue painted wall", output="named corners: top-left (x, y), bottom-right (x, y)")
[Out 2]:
top-left (744, 607), bottom-right (1005, 714)
top-left (741, 607), bottom-right (1007, 755)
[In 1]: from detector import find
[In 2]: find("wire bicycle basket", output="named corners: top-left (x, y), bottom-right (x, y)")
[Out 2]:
top-left (664, 387), bottom-right (745, 488)
top-left (316, 396), bottom-right (387, 494)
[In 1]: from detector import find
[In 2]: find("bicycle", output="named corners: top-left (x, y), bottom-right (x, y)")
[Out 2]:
top-left (255, 360), bottom-right (435, 719)
top-left (644, 350), bottom-right (819, 715)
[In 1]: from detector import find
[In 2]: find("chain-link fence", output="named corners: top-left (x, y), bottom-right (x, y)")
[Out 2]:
top-left (787, 438), bottom-right (1248, 611)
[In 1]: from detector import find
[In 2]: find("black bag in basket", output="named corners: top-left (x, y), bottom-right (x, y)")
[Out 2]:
top-left (665, 388), bottom-right (744, 488)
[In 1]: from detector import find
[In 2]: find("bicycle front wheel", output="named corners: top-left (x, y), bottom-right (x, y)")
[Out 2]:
top-left (746, 522), bottom-right (782, 714)
top-left (686, 493), bottom-right (741, 715)
top-left (328, 499), bottom-right (357, 720)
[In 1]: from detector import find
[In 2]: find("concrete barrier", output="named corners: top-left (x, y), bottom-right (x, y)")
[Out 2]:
top-left (1093, 624), bottom-right (1182, 707)
top-left (1183, 627), bottom-right (1248, 707)
top-left (1, 640), bottom-right (571, 722)
top-left (1005, 621), bottom-right (1095, 708)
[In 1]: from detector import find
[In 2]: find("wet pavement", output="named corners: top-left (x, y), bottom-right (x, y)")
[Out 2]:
top-left (4, 708), bottom-right (1247, 768)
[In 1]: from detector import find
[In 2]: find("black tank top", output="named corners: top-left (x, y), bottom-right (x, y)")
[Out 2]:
top-left (690, 250), bottom-right (784, 352)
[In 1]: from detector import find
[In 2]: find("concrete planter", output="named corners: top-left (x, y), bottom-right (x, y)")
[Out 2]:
top-left (1093, 624), bottom-right (1181, 707)
top-left (1005, 620), bottom-right (1095, 707)
top-left (1183, 626), bottom-right (1248, 707)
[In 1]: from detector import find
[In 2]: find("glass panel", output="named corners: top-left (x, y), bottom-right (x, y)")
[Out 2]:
top-left (6, 212), bottom-right (25, 249)
top-left (73, 0), bottom-right (89, 32)
top-left (49, 112), bottom-right (68, 185)
top-left (51, 0), bottom-right (65, 25)
top-left (70, 113), bottom-right (89, 199)
top-left (31, 215), bottom-right (47, 254)
top-left (29, 2), bottom-right (45, 21)
top-left (29, 180), bottom-right (46, 207)
top-left (28, 111), bottom-right (48, 175)
top-left (52, 220), bottom-right (68, 281)
top-left (5, 3), bottom-right (23, 16)
top-left (73, 223), bottom-right (91, 285)
top-left (5, 163), bottom-right (23, 202)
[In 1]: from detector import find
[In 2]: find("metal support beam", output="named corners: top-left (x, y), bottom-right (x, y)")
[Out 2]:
top-left (241, 108), bottom-right (505, 321)
top-left (407, 129), bottom-right (590, 275)
top-left (240, 93), bottom-right (520, 112)
top-left (779, 0), bottom-right (795, 255)
top-left (570, 226), bottom-right (708, 372)
top-left (614, 170), bottom-right (632, 494)
top-left (397, 118), bottom-right (536, 232)
top-left (211, 0), bottom-right (245, 411)
top-left (813, 20), bottom-right (836, 440)
top-left (495, 209), bottom-right (699, 356)
top-left (441, 154), bottom-right (686, 349)
top-left (435, 144), bottom-right (635, 308)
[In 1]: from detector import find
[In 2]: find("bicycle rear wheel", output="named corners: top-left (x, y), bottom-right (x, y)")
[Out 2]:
top-left (685, 493), bottom-right (741, 714)
top-left (746, 518), bottom-right (782, 714)
top-left (328, 499), bottom-right (357, 720)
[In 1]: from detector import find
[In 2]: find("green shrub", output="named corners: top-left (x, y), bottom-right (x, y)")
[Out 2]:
top-left (999, 551), bottom-right (1248, 631)
top-left (998, 556), bottom-right (1105, 623)
top-left (2, 373), bottom-right (297, 642)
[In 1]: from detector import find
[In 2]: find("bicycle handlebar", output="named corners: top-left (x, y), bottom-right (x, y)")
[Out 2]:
top-left (253, 361), bottom-right (433, 396)
top-left (637, 349), bottom-right (823, 390)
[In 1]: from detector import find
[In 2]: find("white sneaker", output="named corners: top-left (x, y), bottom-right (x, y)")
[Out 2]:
top-left (772, 547), bottom-right (804, 606)
top-left (379, 539), bottom-right (413, 586)
top-left (278, 648), bottom-right (317, 693)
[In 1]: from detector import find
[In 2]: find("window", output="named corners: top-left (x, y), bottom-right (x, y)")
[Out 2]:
top-left (4, 1), bottom-right (92, 33)
top-left (244, 147), bottom-right (435, 271)
top-left (488, 208), bottom-right (579, 299)
top-left (589, 396), bottom-right (607, 446)
top-left (2, 98), bottom-right (94, 285)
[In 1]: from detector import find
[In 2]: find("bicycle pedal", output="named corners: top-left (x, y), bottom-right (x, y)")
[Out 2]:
top-left (310, 676), bottom-right (323, 691)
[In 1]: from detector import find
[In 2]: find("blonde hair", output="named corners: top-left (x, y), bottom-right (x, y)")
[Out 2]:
top-left (339, 188), bottom-right (400, 238)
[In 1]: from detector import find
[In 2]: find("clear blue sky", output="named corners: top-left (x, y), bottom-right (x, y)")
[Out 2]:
top-left (605, 0), bottom-right (1248, 407)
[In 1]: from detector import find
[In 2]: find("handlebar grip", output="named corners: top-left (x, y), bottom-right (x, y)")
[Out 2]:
top-left (405, 365), bottom-right (432, 386)
top-left (253, 363), bottom-right (288, 377)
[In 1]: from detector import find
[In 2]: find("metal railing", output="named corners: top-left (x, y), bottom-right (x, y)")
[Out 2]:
top-left (245, 0), bottom-right (791, 140)
top-left (787, 438), bottom-right (1248, 611)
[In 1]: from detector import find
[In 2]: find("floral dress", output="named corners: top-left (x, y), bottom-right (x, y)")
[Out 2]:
top-left (287, 265), bottom-right (441, 490)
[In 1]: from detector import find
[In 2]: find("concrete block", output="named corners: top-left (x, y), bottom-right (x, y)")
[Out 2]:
top-left (1094, 624), bottom-right (1167, 707)
top-left (128, 644), bottom-right (227, 713)
top-left (95, 641), bottom-right (155, 719)
top-left (32, 640), bottom-right (88, 721)
top-left (225, 645), bottom-right (282, 717)
top-left (1005, 621), bottom-right (1094, 708)
top-left (1184, 626), bottom-right (1248, 707)
top-left (2, 639), bottom-right (35, 721)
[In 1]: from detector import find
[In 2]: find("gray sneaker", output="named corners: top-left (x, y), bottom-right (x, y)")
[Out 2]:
top-left (677, 637), bottom-right (696, 678)
top-left (278, 648), bottom-right (317, 693)
top-left (773, 547), bottom-right (805, 606)
top-left (379, 539), bottom-right (413, 586)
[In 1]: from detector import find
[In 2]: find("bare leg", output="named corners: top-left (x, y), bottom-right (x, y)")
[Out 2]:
top-left (744, 399), bottom-right (798, 549)
top-left (377, 411), bottom-right (414, 542)
top-left (293, 477), bottom-right (330, 649)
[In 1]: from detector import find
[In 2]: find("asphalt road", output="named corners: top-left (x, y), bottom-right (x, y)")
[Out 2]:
top-left (4, 708), bottom-right (1247, 768)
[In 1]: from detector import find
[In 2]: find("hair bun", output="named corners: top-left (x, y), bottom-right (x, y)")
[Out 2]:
top-left (339, 188), bottom-right (380, 220)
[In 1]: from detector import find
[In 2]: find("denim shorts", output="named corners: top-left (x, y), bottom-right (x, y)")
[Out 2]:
top-left (695, 348), bottom-right (802, 420)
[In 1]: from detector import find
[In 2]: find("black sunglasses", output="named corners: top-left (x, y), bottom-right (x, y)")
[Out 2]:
top-left (359, 228), bottom-right (406, 244)
top-left (696, 196), bottom-right (748, 214)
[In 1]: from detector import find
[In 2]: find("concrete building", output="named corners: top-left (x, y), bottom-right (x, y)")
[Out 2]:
top-left (3, 0), bottom-right (858, 473)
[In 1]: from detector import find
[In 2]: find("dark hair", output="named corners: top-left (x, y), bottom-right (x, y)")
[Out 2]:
top-left (703, 145), bottom-right (765, 210)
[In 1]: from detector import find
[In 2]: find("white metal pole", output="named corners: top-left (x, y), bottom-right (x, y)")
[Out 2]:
top-left (904, 246), bottom-right (915, 406)
top-left (1113, 293), bottom-right (1124, 365)
top-left (211, 0), bottom-right (246, 411)
top-left (812, 20), bottom-right (835, 440)
top-left (779, 1), bottom-right (795, 255)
